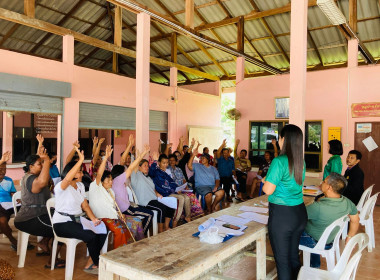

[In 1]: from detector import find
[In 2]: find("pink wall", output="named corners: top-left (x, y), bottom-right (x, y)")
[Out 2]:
top-left (0, 49), bottom-right (221, 181)
top-left (236, 65), bottom-right (380, 177)
top-left (180, 81), bottom-right (220, 96)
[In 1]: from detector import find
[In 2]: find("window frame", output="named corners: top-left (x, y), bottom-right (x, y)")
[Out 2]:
top-left (248, 120), bottom-right (323, 172)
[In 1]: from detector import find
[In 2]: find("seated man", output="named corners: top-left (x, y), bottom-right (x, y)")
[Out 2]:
top-left (299, 172), bottom-right (359, 268)
top-left (343, 150), bottom-right (364, 205)
top-left (197, 147), bottom-right (214, 166)
top-left (216, 139), bottom-right (236, 202)
top-left (0, 152), bottom-right (22, 250)
top-left (188, 144), bottom-right (225, 214)
top-left (234, 139), bottom-right (251, 201)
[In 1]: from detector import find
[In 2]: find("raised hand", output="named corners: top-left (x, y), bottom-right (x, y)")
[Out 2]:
top-left (271, 139), bottom-right (277, 146)
top-left (74, 146), bottom-right (84, 162)
top-left (38, 146), bottom-right (49, 160)
top-left (0, 151), bottom-right (11, 163)
top-left (105, 145), bottom-right (113, 159)
top-left (92, 136), bottom-right (98, 145)
top-left (36, 134), bottom-right (44, 144)
top-left (73, 140), bottom-right (80, 148)
top-left (235, 139), bottom-right (240, 146)
top-left (128, 134), bottom-right (134, 146)
top-left (143, 144), bottom-right (150, 154)
top-left (99, 138), bottom-right (106, 145)
top-left (152, 151), bottom-right (159, 161)
top-left (191, 138), bottom-right (196, 146)
top-left (222, 139), bottom-right (227, 148)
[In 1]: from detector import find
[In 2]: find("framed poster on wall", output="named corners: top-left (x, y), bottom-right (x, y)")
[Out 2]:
top-left (275, 97), bottom-right (289, 119)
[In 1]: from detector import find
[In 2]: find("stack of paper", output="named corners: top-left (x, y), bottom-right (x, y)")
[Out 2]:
top-left (216, 215), bottom-right (252, 225)
top-left (80, 217), bottom-right (107, 234)
top-left (239, 206), bottom-right (269, 214)
top-left (238, 212), bottom-right (269, 225)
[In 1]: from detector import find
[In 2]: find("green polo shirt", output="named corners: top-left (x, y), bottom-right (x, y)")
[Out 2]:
top-left (266, 155), bottom-right (305, 206)
top-left (305, 196), bottom-right (357, 244)
top-left (323, 155), bottom-right (342, 180)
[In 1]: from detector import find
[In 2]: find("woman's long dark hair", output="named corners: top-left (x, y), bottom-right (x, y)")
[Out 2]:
top-left (279, 124), bottom-right (304, 185)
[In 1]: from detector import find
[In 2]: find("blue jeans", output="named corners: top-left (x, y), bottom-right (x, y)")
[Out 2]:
top-left (299, 231), bottom-right (332, 268)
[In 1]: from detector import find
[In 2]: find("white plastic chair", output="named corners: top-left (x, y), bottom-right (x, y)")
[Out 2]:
top-left (358, 192), bottom-right (379, 252)
top-left (12, 191), bottom-right (43, 267)
top-left (127, 185), bottom-right (158, 236)
top-left (46, 198), bottom-right (108, 280)
top-left (342, 184), bottom-right (374, 240)
top-left (299, 215), bottom-right (348, 271)
top-left (298, 233), bottom-right (369, 280)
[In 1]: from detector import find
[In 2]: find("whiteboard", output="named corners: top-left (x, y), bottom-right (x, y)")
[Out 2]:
top-left (188, 126), bottom-right (224, 153)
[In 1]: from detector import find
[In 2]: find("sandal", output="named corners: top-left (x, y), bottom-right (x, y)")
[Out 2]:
top-left (83, 263), bottom-right (99, 275)
top-left (235, 197), bottom-right (246, 202)
top-left (44, 259), bottom-right (65, 269)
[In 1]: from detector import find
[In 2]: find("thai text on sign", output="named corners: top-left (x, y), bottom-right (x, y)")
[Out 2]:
top-left (351, 102), bottom-right (380, 118)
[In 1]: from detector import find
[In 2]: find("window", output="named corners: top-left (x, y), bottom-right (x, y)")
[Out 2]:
top-left (13, 112), bottom-right (58, 163)
top-left (249, 121), bottom-right (323, 171)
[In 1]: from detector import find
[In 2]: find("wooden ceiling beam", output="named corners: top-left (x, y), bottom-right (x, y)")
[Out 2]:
top-left (185, 0), bottom-right (195, 29)
top-left (349, 0), bottom-right (357, 33)
top-left (112, 5), bottom-right (122, 73)
top-left (171, 33), bottom-right (177, 63)
top-left (0, 8), bottom-right (219, 80)
top-left (24, 0), bottom-right (35, 18)
top-left (29, 0), bottom-right (87, 54)
top-left (307, 30), bottom-right (323, 65)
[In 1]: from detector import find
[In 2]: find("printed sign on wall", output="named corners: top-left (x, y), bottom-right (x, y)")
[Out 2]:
top-left (352, 102), bottom-right (380, 118)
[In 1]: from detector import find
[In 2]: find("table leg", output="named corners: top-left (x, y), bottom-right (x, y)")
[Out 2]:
top-left (99, 258), bottom-right (113, 280)
top-left (256, 231), bottom-right (266, 280)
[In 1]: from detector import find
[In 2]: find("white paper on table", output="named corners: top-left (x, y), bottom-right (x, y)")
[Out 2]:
top-left (239, 205), bottom-right (269, 214)
top-left (260, 201), bottom-right (269, 207)
top-left (198, 217), bottom-right (216, 232)
top-left (216, 215), bottom-right (252, 225)
top-left (214, 220), bottom-right (247, 236)
top-left (1, 202), bottom-right (19, 210)
top-left (175, 183), bottom-right (188, 193)
top-left (80, 217), bottom-right (107, 234)
top-left (304, 185), bottom-right (320, 190)
top-left (362, 136), bottom-right (378, 152)
top-left (53, 177), bottom-right (62, 186)
top-left (158, 197), bottom-right (178, 209)
top-left (238, 212), bottom-right (268, 225)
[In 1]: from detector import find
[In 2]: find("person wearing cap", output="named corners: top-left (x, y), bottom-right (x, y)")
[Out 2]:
top-left (188, 142), bottom-right (224, 214)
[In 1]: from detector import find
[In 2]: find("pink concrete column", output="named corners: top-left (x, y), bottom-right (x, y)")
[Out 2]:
top-left (2, 112), bottom-right (13, 163)
top-left (170, 67), bottom-right (178, 87)
top-left (347, 39), bottom-right (358, 68)
top-left (135, 12), bottom-right (151, 152)
top-left (62, 35), bottom-right (74, 64)
top-left (289, 0), bottom-right (308, 133)
top-left (236, 57), bottom-right (245, 84)
top-left (62, 99), bottom-right (79, 163)
top-left (56, 114), bottom-right (62, 171)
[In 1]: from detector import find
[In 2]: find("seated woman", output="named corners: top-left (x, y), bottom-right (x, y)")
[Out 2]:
top-left (89, 145), bottom-right (144, 248)
top-left (167, 154), bottom-right (203, 220)
top-left (52, 146), bottom-right (107, 275)
top-left (112, 142), bottom-right (154, 235)
top-left (131, 148), bottom-right (175, 233)
top-left (14, 143), bottom-right (63, 268)
top-left (149, 153), bottom-right (190, 227)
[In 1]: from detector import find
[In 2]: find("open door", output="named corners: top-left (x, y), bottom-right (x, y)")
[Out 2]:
top-left (354, 122), bottom-right (380, 205)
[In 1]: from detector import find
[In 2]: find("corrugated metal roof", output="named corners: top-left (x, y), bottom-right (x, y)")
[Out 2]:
top-left (0, 0), bottom-right (379, 88)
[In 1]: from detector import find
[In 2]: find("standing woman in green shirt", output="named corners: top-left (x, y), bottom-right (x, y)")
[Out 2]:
top-left (323, 139), bottom-right (343, 180)
top-left (263, 124), bottom-right (307, 280)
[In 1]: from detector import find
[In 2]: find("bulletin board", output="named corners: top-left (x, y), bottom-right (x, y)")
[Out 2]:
top-left (188, 126), bottom-right (224, 152)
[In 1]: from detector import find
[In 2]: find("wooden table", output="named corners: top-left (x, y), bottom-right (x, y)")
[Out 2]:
top-left (99, 195), bottom-right (315, 280)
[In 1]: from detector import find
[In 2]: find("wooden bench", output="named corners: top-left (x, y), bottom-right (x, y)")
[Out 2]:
top-left (99, 195), bottom-right (315, 280)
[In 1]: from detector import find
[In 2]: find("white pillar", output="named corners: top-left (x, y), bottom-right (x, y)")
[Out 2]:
top-left (135, 13), bottom-right (151, 152)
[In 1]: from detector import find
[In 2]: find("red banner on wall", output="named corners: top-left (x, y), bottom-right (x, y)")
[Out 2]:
top-left (352, 102), bottom-right (380, 118)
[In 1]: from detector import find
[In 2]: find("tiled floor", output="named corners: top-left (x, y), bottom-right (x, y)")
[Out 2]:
top-left (1, 205), bottom-right (379, 279)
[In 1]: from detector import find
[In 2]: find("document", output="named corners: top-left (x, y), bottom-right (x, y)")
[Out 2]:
top-left (198, 218), bottom-right (216, 232)
top-left (214, 220), bottom-right (247, 236)
top-left (260, 201), bottom-right (269, 207)
top-left (362, 136), bottom-right (378, 152)
top-left (181, 189), bottom-right (193, 193)
top-left (238, 212), bottom-right (269, 225)
top-left (216, 215), bottom-right (252, 225)
top-left (239, 206), bottom-right (269, 214)
top-left (175, 183), bottom-right (188, 193)
top-left (158, 197), bottom-right (178, 209)
top-left (80, 217), bottom-right (107, 234)
top-left (1, 202), bottom-right (19, 210)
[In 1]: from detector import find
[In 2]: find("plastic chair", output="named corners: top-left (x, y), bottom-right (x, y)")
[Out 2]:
top-left (298, 233), bottom-right (369, 280)
top-left (127, 185), bottom-right (158, 236)
top-left (358, 192), bottom-right (379, 252)
top-left (12, 191), bottom-right (43, 267)
top-left (46, 198), bottom-right (109, 280)
top-left (299, 215), bottom-right (348, 271)
top-left (196, 193), bottom-right (223, 211)
top-left (342, 184), bottom-right (374, 240)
